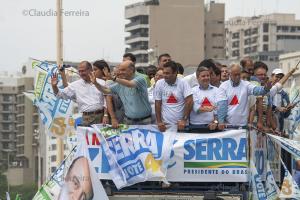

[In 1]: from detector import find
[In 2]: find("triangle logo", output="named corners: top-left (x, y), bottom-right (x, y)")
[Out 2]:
top-left (229, 95), bottom-right (239, 105)
top-left (201, 97), bottom-right (213, 107)
top-left (167, 93), bottom-right (178, 104)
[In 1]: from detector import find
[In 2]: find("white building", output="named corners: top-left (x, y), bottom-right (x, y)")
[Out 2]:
top-left (226, 13), bottom-right (300, 61)
top-left (279, 51), bottom-right (300, 87)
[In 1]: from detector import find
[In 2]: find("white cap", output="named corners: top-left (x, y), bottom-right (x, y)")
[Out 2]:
top-left (272, 68), bottom-right (284, 75)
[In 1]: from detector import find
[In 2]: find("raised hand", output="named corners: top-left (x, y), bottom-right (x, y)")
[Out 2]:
top-left (89, 71), bottom-right (97, 84)
top-left (103, 68), bottom-right (113, 80)
top-left (51, 73), bottom-right (59, 86)
top-left (264, 80), bottom-right (273, 91)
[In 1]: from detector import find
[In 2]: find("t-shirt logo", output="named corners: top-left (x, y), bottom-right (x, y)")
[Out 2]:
top-left (201, 97), bottom-right (212, 107)
top-left (167, 93), bottom-right (178, 104)
top-left (229, 95), bottom-right (239, 105)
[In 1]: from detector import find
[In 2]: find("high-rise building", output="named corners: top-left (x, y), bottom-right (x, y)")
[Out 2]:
top-left (0, 72), bottom-right (40, 186)
top-left (0, 76), bottom-right (18, 171)
top-left (226, 13), bottom-right (300, 61)
top-left (125, 0), bottom-right (225, 68)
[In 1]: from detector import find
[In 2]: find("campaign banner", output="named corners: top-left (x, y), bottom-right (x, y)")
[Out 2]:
top-left (250, 131), bottom-right (281, 182)
top-left (166, 129), bottom-right (248, 182)
top-left (92, 124), bottom-right (176, 189)
top-left (33, 147), bottom-right (78, 200)
top-left (33, 143), bottom-right (109, 200)
top-left (79, 127), bottom-right (248, 183)
top-left (265, 161), bottom-right (280, 200)
top-left (249, 160), bottom-right (267, 200)
top-left (33, 61), bottom-right (74, 138)
top-left (288, 79), bottom-right (300, 136)
top-left (268, 134), bottom-right (300, 159)
top-left (279, 158), bottom-right (300, 199)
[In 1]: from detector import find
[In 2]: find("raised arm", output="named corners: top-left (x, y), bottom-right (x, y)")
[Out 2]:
top-left (89, 72), bottom-right (111, 94)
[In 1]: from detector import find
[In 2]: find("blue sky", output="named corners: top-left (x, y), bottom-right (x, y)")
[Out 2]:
top-left (0, 0), bottom-right (299, 73)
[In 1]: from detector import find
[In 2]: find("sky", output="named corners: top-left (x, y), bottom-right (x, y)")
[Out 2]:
top-left (0, 0), bottom-right (300, 73)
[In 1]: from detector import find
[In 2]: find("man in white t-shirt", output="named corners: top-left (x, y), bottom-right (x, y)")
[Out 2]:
top-left (190, 66), bottom-right (219, 130)
top-left (154, 61), bottom-right (193, 132)
top-left (216, 63), bottom-right (297, 130)
top-left (184, 59), bottom-right (217, 88)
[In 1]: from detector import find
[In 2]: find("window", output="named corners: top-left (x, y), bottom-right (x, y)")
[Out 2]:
top-left (263, 23), bottom-right (269, 33)
top-left (2, 114), bottom-right (10, 121)
top-left (232, 41), bottom-right (239, 48)
top-left (244, 47), bottom-right (251, 54)
top-left (3, 143), bottom-right (9, 149)
top-left (232, 50), bottom-right (240, 57)
top-left (51, 144), bottom-right (57, 151)
top-left (2, 105), bottom-right (10, 111)
top-left (232, 32), bottom-right (240, 39)
top-left (244, 38), bottom-right (251, 45)
top-left (3, 124), bottom-right (9, 130)
top-left (252, 28), bottom-right (258, 34)
top-left (252, 46), bottom-right (257, 52)
top-left (263, 35), bottom-right (269, 42)
top-left (3, 95), bottom-right (12, 102)
top-left (51, 167), bottom-right (56, 173)
top-left (263, 44), bottom-right (269, 51)
top-left (251, 37), bottom-right (257, 44)
top-left (244, 29), bottom-right (251, 36)
top-left (51, 155), bottom-right (57, 162)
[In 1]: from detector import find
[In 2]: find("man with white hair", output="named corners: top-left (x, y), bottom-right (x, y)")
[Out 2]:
top-left (216, 63), bottom-right (297, 130)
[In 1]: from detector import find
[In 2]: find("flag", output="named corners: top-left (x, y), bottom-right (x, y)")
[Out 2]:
top-left (92, 124), bottom-right (176, 189)
top-left (268, 134), bottom-right (300, 158)
top-left (265, 161), bottom-right (280, 200)
top-left (288, 79), bottom-right (300, 136)
top-left (279, 158), bottom-right (300, 198)
top-left (249, 160), bottom-right (267, 200)
top-left (6, 192), bottom-right (10, 200)
top-left (15, 194), bottom-right (20, 200)
top-left (33, 60), bottom-right (74, 138)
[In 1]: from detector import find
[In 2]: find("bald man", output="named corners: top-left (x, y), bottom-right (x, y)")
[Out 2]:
top-left (59, 156), bottom-right (94, 200)
top-left (90, 60), bottom-right (152, 125)
top-left (216, 63), bottom-right (296, 130)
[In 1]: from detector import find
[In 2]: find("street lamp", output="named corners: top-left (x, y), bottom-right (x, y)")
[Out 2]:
top-left (34, 129), bottom-right (41, 188)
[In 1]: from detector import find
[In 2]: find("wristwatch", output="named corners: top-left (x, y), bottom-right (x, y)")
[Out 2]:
top-left (182, 116), bottom-right (188, 121)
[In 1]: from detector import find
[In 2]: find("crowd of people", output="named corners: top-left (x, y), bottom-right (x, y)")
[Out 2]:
top-left (51, 53), bottom-right (298, 135)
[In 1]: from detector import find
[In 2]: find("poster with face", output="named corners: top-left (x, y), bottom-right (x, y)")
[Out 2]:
top-left (58, 140), bottom-right (108, 200)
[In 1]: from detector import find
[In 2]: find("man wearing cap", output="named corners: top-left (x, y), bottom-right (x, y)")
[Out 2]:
top-left (271, 68), bottom-right (295, 132)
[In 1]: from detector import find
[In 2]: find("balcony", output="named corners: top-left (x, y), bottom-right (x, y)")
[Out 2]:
top-left (1, 129), bottom-right (13, 133)
top-left (125, 33), bottom-right (149, 44)
top-left (125, 33), bottom-right (148, 41)
top-left (126, 45), bottom-right (148, 53)
top-left (125, 24), bottom-right (149, 32)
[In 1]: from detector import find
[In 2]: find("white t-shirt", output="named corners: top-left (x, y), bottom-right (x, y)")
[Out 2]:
top-left (190, 85), bottom-right (218, 125)
top-left (154, 78), bottom-right (192, 124)
top-left (183, 72), bottom-right (198, 88)
top-left (57, 78), bottom-right (106, 113)
top-left (217, 80), bottom-right (256, 126)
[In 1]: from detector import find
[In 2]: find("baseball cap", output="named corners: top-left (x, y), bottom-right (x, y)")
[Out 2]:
top-left (272, 68), bottom-right (284, 75)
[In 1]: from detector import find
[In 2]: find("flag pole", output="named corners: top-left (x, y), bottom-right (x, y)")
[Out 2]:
top-left (56, 0), bottom-right (64, 165)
